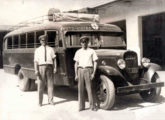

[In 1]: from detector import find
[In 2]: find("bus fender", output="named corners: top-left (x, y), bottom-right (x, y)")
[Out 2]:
top-left (97, 66), bottom-right (125, 80)
top-left (143, 63), bottom-right (162, 82)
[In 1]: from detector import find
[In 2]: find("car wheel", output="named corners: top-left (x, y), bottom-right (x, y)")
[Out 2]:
top-left (97, 75), bottom-right (115, 110)
top-left (18, 69), bottom-right (30, 91)
top-left (140, 73), bottom-right (161, 102)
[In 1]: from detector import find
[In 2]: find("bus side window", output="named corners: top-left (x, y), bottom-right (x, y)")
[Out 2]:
top-left (20, 34), bottom-right (26, 48)
top-left (7, 37), bottom-right (12, 49)
top-left (47, 31), bottom-right (56, 47)
top-left (27, 32), bottom-right (35, 48)
top-left (36, 31), bottom-right (44, 47)
top-left (13, 35), bottom-right (19, 49)
top-left (65, 34), bottom-right (71, 46)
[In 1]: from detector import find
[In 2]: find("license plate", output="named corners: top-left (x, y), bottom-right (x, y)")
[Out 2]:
top-left (126, 68), bottom-right (138, 73)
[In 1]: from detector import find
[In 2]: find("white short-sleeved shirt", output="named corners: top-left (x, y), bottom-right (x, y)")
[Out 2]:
top-left (34, 45), bottom-right (56, 65)
top-left (74, 48), bottom-right (98, 68)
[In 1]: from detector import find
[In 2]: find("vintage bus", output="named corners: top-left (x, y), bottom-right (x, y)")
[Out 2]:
top-left (3, 13), bottom-right (164, 110)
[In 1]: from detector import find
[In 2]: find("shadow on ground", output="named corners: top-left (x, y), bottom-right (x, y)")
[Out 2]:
top-left (113, 94), bottom-right (165, 111)
top-left (53, 86), bottom-right (78, 101)
top-left (41, 86), bottom-right (78, 105)
top-left (42, 85), bottom-right (165, 111)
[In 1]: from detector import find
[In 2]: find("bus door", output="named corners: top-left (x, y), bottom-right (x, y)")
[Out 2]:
top-left (46, 30), bottom-right (68, 85)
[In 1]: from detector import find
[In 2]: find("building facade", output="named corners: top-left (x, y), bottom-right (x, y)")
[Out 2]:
top-left (93, 0), bottom-right (165, 68)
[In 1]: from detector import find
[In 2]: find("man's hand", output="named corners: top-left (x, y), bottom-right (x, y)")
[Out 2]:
top-left (91, 73), bottom-right (95, 80)
top-left (53, 68), bottom-right (57, 73)
top-left (75, 75), bottom-right (78, 81)
top-left (35, 71), bottom-right (39, 76)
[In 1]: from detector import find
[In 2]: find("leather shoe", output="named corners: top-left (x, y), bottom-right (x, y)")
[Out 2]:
top-left (79, 108), bottom-right (85, 111)
top-left (49, 102), bottom-right (54, 105)
top-left (90, 105), bottom-right (97, 111)
top-left (38, 104), bottom-right (42, 107)
top-left (91, 107), bottom-right (97, 111)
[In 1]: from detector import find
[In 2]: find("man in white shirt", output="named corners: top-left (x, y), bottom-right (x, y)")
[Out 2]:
top-left (34, 34), bottom-right (57, 106)
top-left (74, 36), bottom-right (98, 111)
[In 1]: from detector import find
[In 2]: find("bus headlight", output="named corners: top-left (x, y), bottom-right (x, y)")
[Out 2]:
top-left (117, 59), bottom-right (126, 69)
top-left (141, 57), bottom-right (150, 67)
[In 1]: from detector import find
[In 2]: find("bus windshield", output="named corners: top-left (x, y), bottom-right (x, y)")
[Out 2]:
top-left (65, 32), bottom-right (126, 47)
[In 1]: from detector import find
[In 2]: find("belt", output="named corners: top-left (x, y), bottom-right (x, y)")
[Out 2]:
top-left (39, 64), bottom-right (53, 66)
top-left (78, 66), bottom-right (93, 69)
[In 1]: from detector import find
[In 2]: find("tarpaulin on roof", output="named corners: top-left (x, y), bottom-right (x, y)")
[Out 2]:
top-left (52, 13), bottom-right (100, 22)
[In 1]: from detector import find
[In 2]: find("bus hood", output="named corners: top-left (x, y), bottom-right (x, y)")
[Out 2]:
top-left (95, 49), bottom-right (126, 57)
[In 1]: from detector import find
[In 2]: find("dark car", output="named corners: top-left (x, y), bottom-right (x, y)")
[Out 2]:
top-left (3, 13), bottom-right (164, 110)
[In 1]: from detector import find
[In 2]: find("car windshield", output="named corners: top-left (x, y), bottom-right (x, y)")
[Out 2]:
top-left (65, 32), bottom-right (126, 47)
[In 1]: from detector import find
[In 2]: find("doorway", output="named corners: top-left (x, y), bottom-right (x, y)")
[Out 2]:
top-left (142, 13), bottom-right (165, 69)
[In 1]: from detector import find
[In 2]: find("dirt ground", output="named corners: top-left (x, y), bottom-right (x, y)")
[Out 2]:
top-left (0, 69), bottom-right (165, 120)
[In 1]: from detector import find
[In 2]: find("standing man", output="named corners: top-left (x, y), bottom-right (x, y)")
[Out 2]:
top-left (34, 34), bottom-right (57, 106)
top-left (74, 36), bottom-right (98, 111)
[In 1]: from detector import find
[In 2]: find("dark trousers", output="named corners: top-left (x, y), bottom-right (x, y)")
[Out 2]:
top-left (78, 68), bottom-right (94, 110)
top-left (37, 65), bottom-right (54, 105)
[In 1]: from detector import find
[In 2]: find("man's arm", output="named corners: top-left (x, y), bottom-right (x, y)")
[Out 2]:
top-left (91, 61), bottom-right (97, 80)
top-left (53, 58), bottom-right (57, 73)
top-left (51, 48), bottom-right (57, 73)
top-left (74, 61), bottom-right (78, 81)
top-left (34, 61), bottom-right (39, 76)
top-left (34, 49), bottom-right (39, 76)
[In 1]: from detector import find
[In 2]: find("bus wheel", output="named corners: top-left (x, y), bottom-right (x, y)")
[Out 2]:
top-left (97, 75), bottom-right (115, 110)
top-left (140, 73), bottom-right (161, 102)
top-left (29, 79), bottom-right (37, 91)
top-left (18, 69), bottom-right (30, 91)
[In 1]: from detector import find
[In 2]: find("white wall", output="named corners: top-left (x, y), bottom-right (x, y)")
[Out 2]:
top-left (97, 0), bottom-right (165, 64)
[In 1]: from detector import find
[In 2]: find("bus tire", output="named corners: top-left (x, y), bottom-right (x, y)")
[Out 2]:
top-left (18, 69), bottom-right (30, 91)
top-left (97, 75), bottom-right (115, 110)
top-left (140, 73), bottom-right (161, 102)
top-left (29, 79), bottom-right (37, 91)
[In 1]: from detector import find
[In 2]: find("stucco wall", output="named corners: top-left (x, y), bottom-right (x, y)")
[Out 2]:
top-left (96, 0), bottom-right (165, 63)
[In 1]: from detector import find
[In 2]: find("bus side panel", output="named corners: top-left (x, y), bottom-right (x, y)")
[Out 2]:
top-left (3, 49), bottom-right (35, 79)
top-left (3, 65), bottom-right (15, 74)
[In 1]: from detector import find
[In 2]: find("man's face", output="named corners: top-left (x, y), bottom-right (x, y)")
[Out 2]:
top-left (40, 38), bottom-right (47, 46)
top-left (81, 40), bottom-right (88, 49)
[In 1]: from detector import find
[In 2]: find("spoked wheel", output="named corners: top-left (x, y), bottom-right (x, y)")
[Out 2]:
top-left (140, 73), bottom-right (161, 102)
top-left (18, 69), bottom-right (30, 91)
top-left (97, 75), bottom-right (115, 110)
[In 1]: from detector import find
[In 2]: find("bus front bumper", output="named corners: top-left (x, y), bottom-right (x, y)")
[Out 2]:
top-left (117, 82), bottom-right (164, 95)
